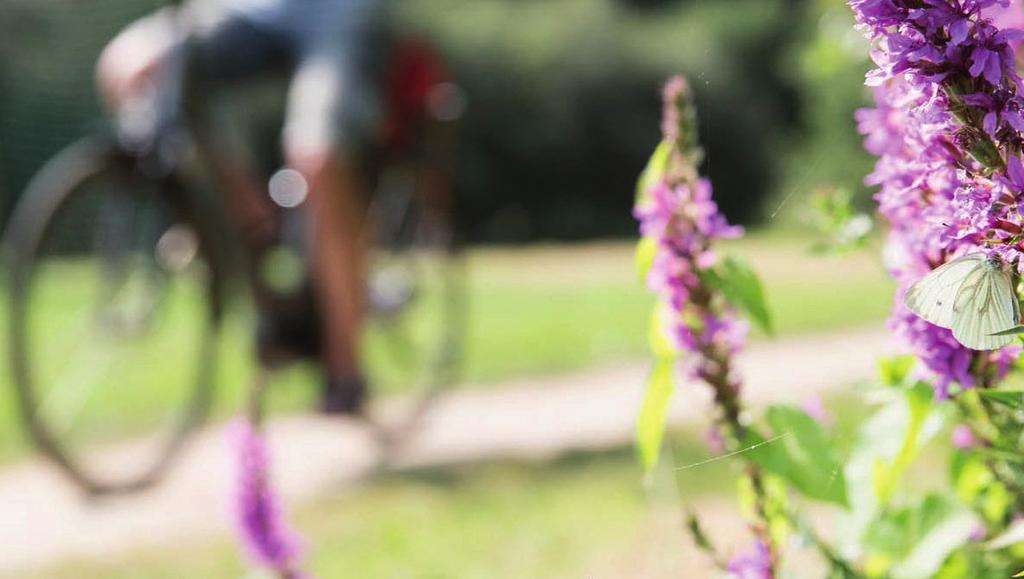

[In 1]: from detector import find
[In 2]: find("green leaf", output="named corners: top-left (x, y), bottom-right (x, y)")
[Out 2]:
top-left (702, 255), bottom-right (773, 335)
top-left (975, 447), bottom-right (1024, 464)
top-left (762, 474), bottom-right (792, 547)
top-left (981, 480), bottom-right (1011, 524)
top-left (977, 389), bottom-right (1024, 409)
top-left (844, 386), bottom-right (948, 567)
top-left (953, 452), bottom-right (1011, 523)
top-left (952, 453), bottom-right (993, 504)
top-left (898, 497), bottom-right (978, 579)
top-left (736, 473), bottom-right (758, 520)
top-left (872, 494), bottom-right (979, 579)
top-left (934, 552), bottom-right (971, 579)
top-left (1013, 570), bottom-right (1024, 577)
top-left (745, 405), bottom-right (848, 506)
top-left (634, 139), bottom-right (672, 205)
top-left (735, 472), bottom-right (791, 543)
top-left (879, 355), bottom-right (916, 386)
top-left (647, 307), bottom-right (678, 361)
top-left (874, 384), bottom-right (935, 504)
top-left (989, 325), bottom-right (1024, 337)
top-left (636, 359), bottom-right (675, 472)
top-left (635, 236), bottom-right (658, 281)
top-left (893, 508), bottom-right (976, 579)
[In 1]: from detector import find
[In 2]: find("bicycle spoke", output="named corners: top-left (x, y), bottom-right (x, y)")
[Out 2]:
top-left (6, 137), bottom-right (219, 493)
top-left (37, 330), bottom-right (115, 438)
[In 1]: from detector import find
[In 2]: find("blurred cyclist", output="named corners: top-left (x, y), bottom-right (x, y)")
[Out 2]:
top-left (96, 0), bottom-right (387, 414)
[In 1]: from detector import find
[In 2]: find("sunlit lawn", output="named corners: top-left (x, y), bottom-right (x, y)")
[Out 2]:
top-left (0, 231), bottom-right (905, 578)
top-left (13, 435), bottom-right (736, 579)
top-left (0, 232), bottom-right (893, 463)
top-left (15, 391), bottom-right (924, 579)
top-left (460, 234), bottom-right (893, 381)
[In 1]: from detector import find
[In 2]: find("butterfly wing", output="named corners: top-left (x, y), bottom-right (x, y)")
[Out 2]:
top-left (905, 254), bottom-right (986, 329)
top-left (951, 265), bottom-right (1019, 350)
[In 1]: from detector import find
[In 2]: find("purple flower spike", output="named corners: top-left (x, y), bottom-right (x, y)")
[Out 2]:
top-left (661, 76), bottom-right (688, 145)
top-left (227, 418), bottom-right (309, 579)
top-left (1003, 154), bottom-right (1024, 189)
top-left (801, 395), bottom-right (833, 427)
top-left (852, 0), bottom-right (1024, 396)
top-left (969, 46), bottom-right (1002, 85)
top-left (635, 77), bottom-right (747, 367)
top-left (638, 75), bottom-right (778, 577)
top-left (704, 426), bottom-right (727, 455)
top-left (728, 540), bottom-right (773, 579)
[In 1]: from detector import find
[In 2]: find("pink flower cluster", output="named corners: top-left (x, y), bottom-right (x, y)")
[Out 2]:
top-left (727, 540), bottom-right (773, 579)
top-left (634, 77), bottom-right (747, 364)
top-left (227, 418), bottom-right (308, 579)
top-left (852, 0), bottom-right (1024, 396)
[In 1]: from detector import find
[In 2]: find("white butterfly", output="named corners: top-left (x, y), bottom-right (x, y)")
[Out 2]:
top-left (904, 253), bottom-right (1021, 350)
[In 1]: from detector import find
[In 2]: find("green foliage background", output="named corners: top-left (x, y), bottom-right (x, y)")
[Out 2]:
top-left (0, 0), bottom-right (873, 241)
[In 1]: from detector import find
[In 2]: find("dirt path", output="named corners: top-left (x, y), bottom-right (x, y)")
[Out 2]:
top-left (0, 326), bottom-right (892, 574)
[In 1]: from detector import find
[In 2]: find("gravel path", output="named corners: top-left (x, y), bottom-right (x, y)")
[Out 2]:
top-left (0, 326), bottom-right (893, 574)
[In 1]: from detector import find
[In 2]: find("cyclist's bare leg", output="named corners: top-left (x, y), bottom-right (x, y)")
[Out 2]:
top-left (214, 163), bottom-right (281, 249)
top-left (289, 148), bottom-right (368, 413)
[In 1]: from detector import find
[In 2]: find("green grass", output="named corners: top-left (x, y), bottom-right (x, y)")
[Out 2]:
top-left (459, 234), bottom-right (893, 381)
top-left (0, 235), bottom-right (912, 578)
top-left (16, 390), bottom-right (905, 579)
top-left (12, 432), bottom-right (741, 579)
top-left (0, 233), bottom-right (895, 463)
top-left (13, 380), bottom-right (959, 579)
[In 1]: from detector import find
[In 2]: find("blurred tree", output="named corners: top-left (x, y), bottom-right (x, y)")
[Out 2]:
top-left (617, 0), bottom-right (679, 10)
top-left (0, 0), bottom-right (160, 232)
top-left (398, 0), bottom-right (805, 241)
top-left (775, 0), bottom-right (875, 227)
top-left (0, 0), bottom-right (871, 242)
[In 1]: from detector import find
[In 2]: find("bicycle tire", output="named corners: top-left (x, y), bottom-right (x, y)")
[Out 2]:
top-left (4, 136), bottom-right (221, 495)
top-left (362, 162), bottom-right (466, 454)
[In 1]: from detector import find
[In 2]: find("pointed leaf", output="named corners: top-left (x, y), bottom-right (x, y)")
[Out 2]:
top-left (702, 255), bottom-right (773, 334)
top-left (985, 516), bottom-right (1024, 550)
top-left (635, 236), bottom-right (658, 281)
top-left (635, 139), bottom-right (672, 205)
top-left (745, 405), bottom-right (848, 506)
top-left (874, 383), bottom-right (937, 504)
top-left (860, 494), bottom-right (980, 579)
top-left (977, 389), bottom-right (1024, 409)
top-left (648, 307), bottom-right (678, 361)
top-left (879, 355), bottom-right (916, 386)
top-left (636, 359), bottom-right (675, 472)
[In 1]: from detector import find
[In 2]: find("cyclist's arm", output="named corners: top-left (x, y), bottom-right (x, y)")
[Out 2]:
top-left (96, 8), bottom-right (179, 111)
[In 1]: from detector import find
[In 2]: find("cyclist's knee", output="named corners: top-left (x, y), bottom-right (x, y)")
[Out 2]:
top-left (286, 145), bottom-right (356, 197)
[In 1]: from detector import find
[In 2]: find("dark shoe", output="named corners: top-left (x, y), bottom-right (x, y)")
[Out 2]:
top-left (321, 375), bottom-right (368, 416)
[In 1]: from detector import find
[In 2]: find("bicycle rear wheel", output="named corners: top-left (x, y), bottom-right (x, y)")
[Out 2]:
top-left (363, 163), bottom-right (464, 448)
top-left (4, 137), bottom-right (220, 495)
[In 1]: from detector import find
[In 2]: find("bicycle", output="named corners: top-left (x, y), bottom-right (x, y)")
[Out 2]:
top-left (1, 7), bottom-right (465, 495)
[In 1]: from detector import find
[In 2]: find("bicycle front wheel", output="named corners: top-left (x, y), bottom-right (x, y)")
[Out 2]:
top-left (4, 137), bottom-right (220, 495)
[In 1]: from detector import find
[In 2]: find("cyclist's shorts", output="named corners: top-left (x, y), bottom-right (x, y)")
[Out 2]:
top-left (136, 0), bottom-right (387, 158)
